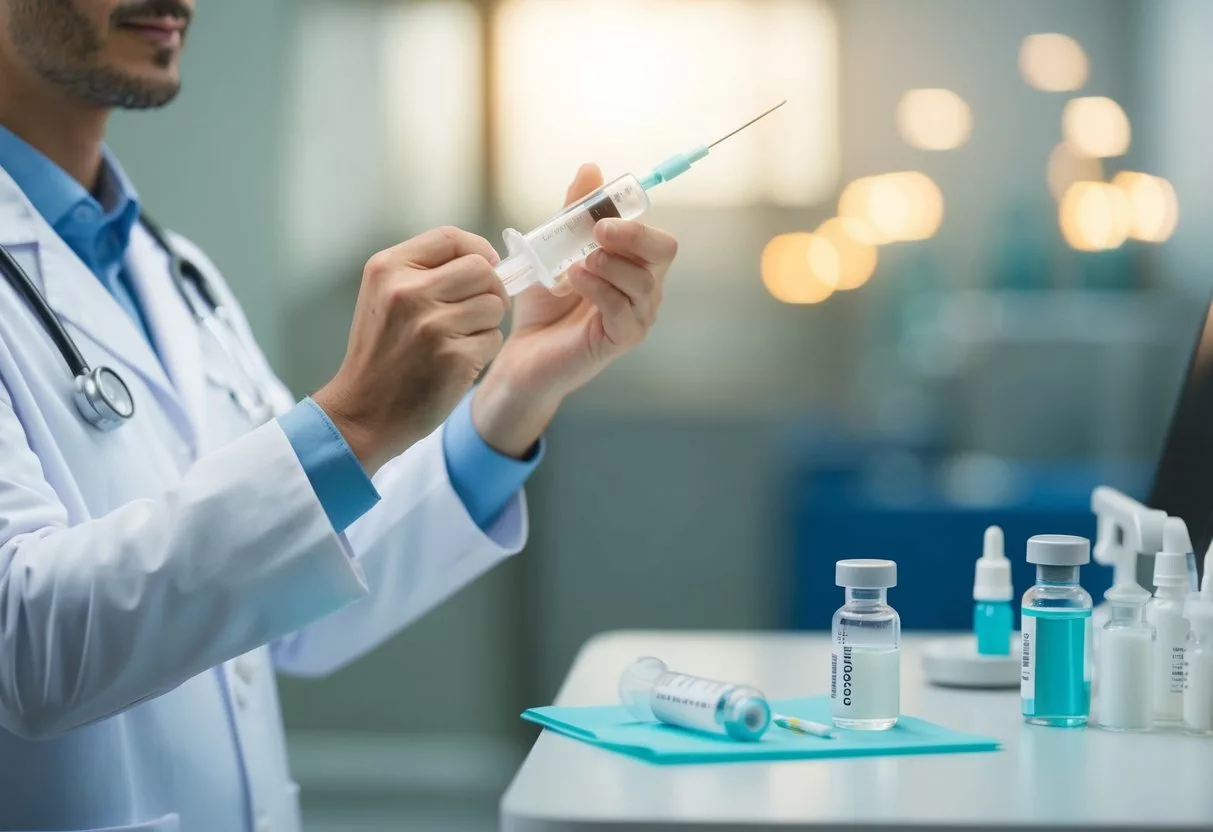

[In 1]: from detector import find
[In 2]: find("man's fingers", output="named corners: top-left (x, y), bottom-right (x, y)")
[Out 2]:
top-left (445, 293), bottom-right (507, 335)
top-left (565, 163), bottom-right (605, 208)
top-left (568, 265), bottom-right (643, 347)
top-left (594, 220), bottom-right (678, 268)
top-left (582, 250), bottom-right (657, 311)
top-left (394, 226), bottom-right (501, 270)
top-left (430, 254), bottom-right (508, 303)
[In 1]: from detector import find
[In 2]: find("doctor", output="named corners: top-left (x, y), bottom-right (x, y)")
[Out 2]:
top-left (0, 0), bottom-right (678, 830)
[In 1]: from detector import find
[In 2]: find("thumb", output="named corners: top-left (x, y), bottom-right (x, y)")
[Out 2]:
top-left (564, 163), bottom-right (605, 208)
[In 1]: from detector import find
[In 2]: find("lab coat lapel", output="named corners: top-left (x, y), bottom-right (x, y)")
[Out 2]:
top-left (0, 170), bottom-right (195, 445)
top-left (124, 224), bottom-right (206, 451)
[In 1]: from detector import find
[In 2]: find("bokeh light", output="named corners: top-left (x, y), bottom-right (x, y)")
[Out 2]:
top-left (1059, 181), bottom-right (1131, 251)
top-left (897, 88), bottom-right (972, 151)
top-left (814, 217), bottom-right (879, 290)
top-left (1112, 171), bottom-right (1179, 243)
top-left (839, 172), bottom-right (944, 243)
top-left (761, 233), bottom-right (837, 304)
top-left (1047, 142), bottom-right (1103, 200)
top-left (1020, 33), bottom-right (1088, 92)
top-left (1063, 96), bottom-right (1131, 158)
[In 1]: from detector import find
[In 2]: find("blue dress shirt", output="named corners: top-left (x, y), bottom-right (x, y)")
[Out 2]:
top-left (0, 126), bottom-right (540, 533)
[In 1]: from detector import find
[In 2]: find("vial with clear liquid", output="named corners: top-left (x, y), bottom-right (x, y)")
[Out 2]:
top-left (1021, 535), bottom-right (1093, 728)
top-left (619, 656), bottom-right (771, 741)
top-left (831, 559), bottom-right (900, 730)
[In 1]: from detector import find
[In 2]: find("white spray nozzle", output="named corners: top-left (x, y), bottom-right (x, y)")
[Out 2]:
top-left (974, 525), bottom-right (1012, 602)
top-left (1090, 486), bottom-right (1164, 589)
top-left (1155, 516), bottom-right (1194, 589)
top-left (1163, 516), bottom-right (1192, 556)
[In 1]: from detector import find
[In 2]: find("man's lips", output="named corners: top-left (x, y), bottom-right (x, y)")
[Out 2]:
top-left (118, 17), bottom-right (187, 46)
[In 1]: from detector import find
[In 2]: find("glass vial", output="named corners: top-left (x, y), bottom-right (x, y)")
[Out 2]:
top-left (1183, 578), bottom-right (1213, 734)
top-left (1021, 535), bottom-right (1093, 728)
top-left (1097, 581), bottom-right (1154, 731)
top-left (831, 559), bottom-right (900, 731)
top-left (619, 656), bottom-right (771, 741)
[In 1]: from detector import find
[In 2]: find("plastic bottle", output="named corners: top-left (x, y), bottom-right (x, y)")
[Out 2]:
top-left (1021, 535), bottom-right (1093, 727)
top-left (1147, 518), bottom-right (1191, 725)
top-left (831, 559), bottom-right (900, 730)
top-left (1097, 579), bottom-right (1154, 731)
top-left (1183, 557), bottom-right (1213, 734)
top-left (974, 526), bottom-right (1013, 656)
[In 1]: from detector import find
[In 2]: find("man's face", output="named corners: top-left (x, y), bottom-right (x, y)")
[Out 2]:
top-left (6, 0), bottom-right (193, 109)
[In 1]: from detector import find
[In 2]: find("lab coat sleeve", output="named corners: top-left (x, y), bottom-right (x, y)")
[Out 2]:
top-left (0, 386), bottom-right (369, 740)
top-left (166, 234), bottom-right (531, 679)
top-left (269, 428), bottom-right (528, 677)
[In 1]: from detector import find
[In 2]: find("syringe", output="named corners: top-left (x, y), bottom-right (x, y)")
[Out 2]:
top-left (494, 101), bottom-right (788, 296)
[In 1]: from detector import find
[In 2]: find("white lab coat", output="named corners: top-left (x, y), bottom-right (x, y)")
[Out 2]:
top-left (0, 168), bottom-right (527, 832)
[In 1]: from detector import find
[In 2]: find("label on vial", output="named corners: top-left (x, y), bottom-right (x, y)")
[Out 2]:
top-left (650, 674), bottom-right (731, 733)
top-left (1021, 614), bottom-right (1036, 702)
top-left (830, 646), bottom-right (899, 720)
top-left (1151, 612), bottom-right (1188, 719)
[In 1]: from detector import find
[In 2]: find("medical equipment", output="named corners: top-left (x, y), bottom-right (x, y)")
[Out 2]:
top-left (1183, 551), bottom-right (1213, 733)
top-left (1091, 486), bottom-right (1166, 595)
top-left (1097, 579), bottom-right (1154, 732)
top-left (1147, 518), bottom-right (1192, 725)
top-left (619, 656), bottom-right (771, 742)
top-left (1021, 535), bottom-right (1092, 728)
top-left (0, 214), bottom-right (271, 430)
top-left (831, 559), bottom-right (901, 731)
top-left (494, 101), bottom-right (787, 296)
top-left (974, 526), bottom-right (1013, 656)
top-left (773, 714), bottom-right (835, 739)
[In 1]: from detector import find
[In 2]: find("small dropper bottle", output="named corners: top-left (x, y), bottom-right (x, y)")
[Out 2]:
top-left (1183, 555), bottom-right (1213, 734)
top-left (974, 526), bottom-right (1013, 656)
top-left (1147, 518), bottom-right (1192, 725)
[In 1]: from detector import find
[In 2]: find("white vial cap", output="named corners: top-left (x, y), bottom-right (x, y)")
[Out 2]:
top-left (974, 526), bottom-right (1013, 602)
top-left (1026, 534), bottom-right (1090, 566)
top-left (836, 559), bottom-right (897, 589)
top-left (1153, 552), bottom-right (1189, 587)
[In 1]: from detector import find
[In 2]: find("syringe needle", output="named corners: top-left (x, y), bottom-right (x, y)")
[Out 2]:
top-left (707, 100), bottom-right (788, 149)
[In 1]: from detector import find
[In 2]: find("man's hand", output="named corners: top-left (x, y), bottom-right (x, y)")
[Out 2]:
top-left (473, 164), bottom-right (679, 457)
top-left (315, 227), bottom-right (508, 475)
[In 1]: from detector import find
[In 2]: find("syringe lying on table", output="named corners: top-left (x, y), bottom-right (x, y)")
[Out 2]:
top-left (494, 100), bottom-right (788, 295)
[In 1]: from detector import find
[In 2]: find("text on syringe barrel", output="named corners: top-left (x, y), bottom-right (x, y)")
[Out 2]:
top-left (521, 174), bottom-right (651, 277)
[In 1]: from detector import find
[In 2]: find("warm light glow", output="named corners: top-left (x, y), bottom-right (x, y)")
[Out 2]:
top-left (897, 88), bottom-right (972, 151)
top-left (839, 172), bottom-right (943, 243)
top-left (1063, 97), bottom-right (1131, 158)
top-left (1112, 171), bottom-right (1179, 243)
top-left (1047, 142), bottom-right (1102, 200)
top-left (761, 233), bottom-right (836, 304)
top-left (1059, 181), bottom-right (1131, 251)
top-left (813, 217), bottom-right (878, 290)
top-left (1020, 33), bottom-right (1088, 92)
top-left (494, 0), bottom-right (839, 218)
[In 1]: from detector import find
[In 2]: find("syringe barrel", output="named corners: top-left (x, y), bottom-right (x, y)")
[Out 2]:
top-left (496, 173), bottom-right (651, 296)
top-left (618, 656), bottom-right (771, 741)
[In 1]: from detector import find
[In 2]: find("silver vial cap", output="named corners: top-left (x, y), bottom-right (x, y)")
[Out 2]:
top-left (835, 559), bottom-right (897, 589)
top-left (1026, 534), bottom-right (1090, 566)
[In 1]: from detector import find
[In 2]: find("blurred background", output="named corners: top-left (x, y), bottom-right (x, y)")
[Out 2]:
top-left (106, 0), bottom-right (1210, 828)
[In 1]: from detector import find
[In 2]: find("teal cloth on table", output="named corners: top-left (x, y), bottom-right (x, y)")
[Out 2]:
top-left (522, 695), bottom-right (999, 765)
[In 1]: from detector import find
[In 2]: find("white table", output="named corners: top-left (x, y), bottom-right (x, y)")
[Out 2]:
top-left (500, 631), bottom-right (1213, 830)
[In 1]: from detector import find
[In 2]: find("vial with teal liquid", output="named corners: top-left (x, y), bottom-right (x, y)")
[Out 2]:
top-left (974, 526), bottom-right (1013, 655)
top-left (1021, 534), bottom-right (1093, 727)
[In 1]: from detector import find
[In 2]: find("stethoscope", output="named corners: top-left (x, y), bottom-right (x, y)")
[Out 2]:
top-left (0, 212), bottom-right (270, 431)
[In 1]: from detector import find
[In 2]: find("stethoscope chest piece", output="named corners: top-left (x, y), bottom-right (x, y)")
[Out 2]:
top-left (73, 366), bottom-right (135, 431)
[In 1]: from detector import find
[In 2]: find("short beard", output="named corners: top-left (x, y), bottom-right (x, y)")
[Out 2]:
top-left (9, 0), bottom-right (181, 109)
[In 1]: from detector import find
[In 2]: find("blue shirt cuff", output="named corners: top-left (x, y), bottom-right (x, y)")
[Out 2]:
top-left (279, 398), bottom-right (381, 534)
top-left (443, 391), bottom-right (544, 530)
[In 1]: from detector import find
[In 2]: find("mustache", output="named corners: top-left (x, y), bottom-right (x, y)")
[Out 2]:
top-left (111, 0), bottom-right (193, 27)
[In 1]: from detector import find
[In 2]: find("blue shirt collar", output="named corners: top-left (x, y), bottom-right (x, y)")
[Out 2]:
top-left (0, 125), bottom-right (140, 276)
